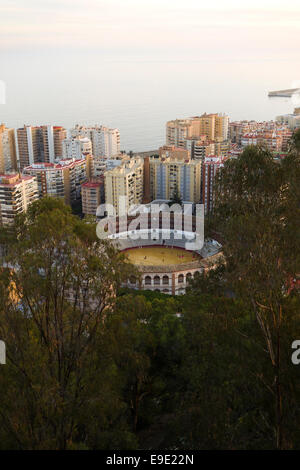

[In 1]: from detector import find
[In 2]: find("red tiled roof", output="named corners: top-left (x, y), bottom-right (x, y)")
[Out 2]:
top-left (82, 182), bottom-right (101, 188)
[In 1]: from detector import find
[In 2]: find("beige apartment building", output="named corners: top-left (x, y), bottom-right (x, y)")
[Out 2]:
top-left (185, 137), bottom-right (215, 160)
top-left (81, 180), bottom-right (103, 216)
top-left (193, 113), bottom-right (229, 141)
top-left (0, 173), bottom-right (38, 226)
top-left (149, 156), bottom-right (202, 203)
top-left (104, 157), bottom-right (144, 215)
top-left (166, 113), bottom-right (229, 149)
top-left (166, 119), bottom-right (192, 149)
top-left (0, 124), bottom-right (17, 173)
top-left (93, 153), bottom-right (129, 178)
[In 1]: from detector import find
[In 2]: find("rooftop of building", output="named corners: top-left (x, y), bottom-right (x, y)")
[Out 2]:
top-left (105, 157), bottom-right (143, 176)
top-left (159, 145), bottom-right (188, 152)
top-left (16, 124), bottom-right (65, 131)
top-left (24, 158), bottom-right (86, 171)
top-left (63, 136), bottom-right (91, 143)
top-left (0, 173), bottom-right (35, 187)
top-left (81, 181), bottom-right (102, 189)
top-left (72, 124), bottom-right (120, 132)
top-left (204, 155), bottom-right (226, 164)
top-left (150, 155), bottom-right (200, 165)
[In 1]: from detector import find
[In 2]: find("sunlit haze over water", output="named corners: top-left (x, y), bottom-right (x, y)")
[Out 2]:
top-left (1, 0), bottom-right (300, 151)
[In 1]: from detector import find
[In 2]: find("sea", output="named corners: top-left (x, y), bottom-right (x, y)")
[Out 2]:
top-left (0, 50), bottom-right (298, 152)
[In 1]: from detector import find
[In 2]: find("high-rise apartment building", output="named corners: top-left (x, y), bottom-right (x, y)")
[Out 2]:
top-left (0, 124), bottom-right (17, 173)
top-left (166, 119), bottom-right (192, 149)
top-left (23, 157), bottom-right (89, 205)
top-left (149, 156), bottom-right (202, 202)
top-left (190, 114), bottom-right (229, 141)
top-left (0, 173), bottom-right (38, 226)
top-left (201, 156), bottom-right (226, 214)
top-left (41, 125), bottom-right (67, 162)
top-left (16, 125), bottom-right (43, 170)
top-left (92, 126), bottom-right (120, 158)
top-left (214, 139), bottom-right (230, 157)
top-left (81, 180), bottom-right (104, 217)
top-left (186, 137), bottom-right (215, 160)
top-left (62, 136), bottom-right (92, 160)
top-left (16, 125), bottom-right (67, 170)
top-left (104, 157), bottom-right (144, 215)
top-left (71, 125), bottom-right (120, 158)
top-left (166, 113), bottom-right (229, 150)
top-left (93, 156), bottom-right (125, 178)
top-left (186, 137), bottom-right (229, 160)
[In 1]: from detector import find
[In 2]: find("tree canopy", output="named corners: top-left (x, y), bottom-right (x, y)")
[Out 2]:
top-left (0, 130), bottom-right (299, 449)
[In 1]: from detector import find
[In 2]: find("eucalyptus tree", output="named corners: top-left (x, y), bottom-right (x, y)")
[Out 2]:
top-left (0, 197), bottom-right (135, 449)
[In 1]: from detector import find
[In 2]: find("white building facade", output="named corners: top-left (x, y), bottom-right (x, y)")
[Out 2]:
top-left (62, 136), bottom-right (92, 160)
top-left (71, 125), bottom-right (120, 158)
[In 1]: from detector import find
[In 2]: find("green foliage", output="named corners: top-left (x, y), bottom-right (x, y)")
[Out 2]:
top-left (291, 128), bottom-right (300, 153)
top-left (169, 185), bottom-right (183, 206)
top-left (0, 137), bottom-right (300, 456)
top-left (0, 197), bottom-right (136, 449)
top-left (207, 143), bottom-right (300, 449)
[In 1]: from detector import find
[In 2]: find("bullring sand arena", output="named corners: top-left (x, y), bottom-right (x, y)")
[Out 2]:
top-left (106, 213), bottom-right (222, 294)
top-left (124, 246), bottom-right (199, 266)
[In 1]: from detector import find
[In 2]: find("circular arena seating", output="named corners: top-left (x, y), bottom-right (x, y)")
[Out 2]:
top-left (108, 228), bottom-right (222, 295)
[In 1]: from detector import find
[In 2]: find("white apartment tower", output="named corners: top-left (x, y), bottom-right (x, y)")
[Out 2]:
top-left (72, 125), bottom-right (120, 158)
top-left (92, 127), bottom-right (120, 158)
top-left (62, 136), bottom-right (92, 160)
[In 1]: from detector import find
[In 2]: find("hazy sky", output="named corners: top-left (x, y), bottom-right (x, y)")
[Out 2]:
top-left (1, 0), bottom-right (300, 62)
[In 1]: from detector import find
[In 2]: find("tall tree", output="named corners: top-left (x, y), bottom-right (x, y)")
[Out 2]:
top-left (0, 197), bottom-right (135, 449)
top-left (210, 140), bottom-right (300, 449)
top-left (169, 185), bottom-right (183, 206)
